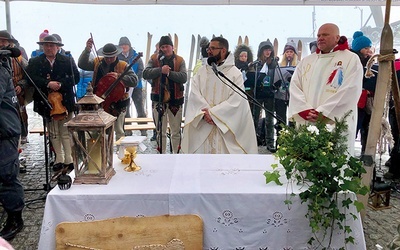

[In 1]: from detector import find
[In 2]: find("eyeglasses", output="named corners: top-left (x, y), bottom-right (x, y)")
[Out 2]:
top-left (206, 47), bottom-right (223, 52)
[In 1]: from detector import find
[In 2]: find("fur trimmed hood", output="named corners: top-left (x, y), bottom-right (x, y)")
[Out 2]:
top-left (233, 44), bottom-right (254, 64)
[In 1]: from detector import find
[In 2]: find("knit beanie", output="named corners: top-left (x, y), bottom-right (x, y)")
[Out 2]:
top-left (118, 36), bottom-right (131, 47)
top-left (199, 36), bottom-right (209, 58)
top-left (309, 41), bottom-right (317, 53)
top-left (283, 41), bottom-right (297, 54)
top-left (352, 31), bottom-right (372, 52)
top-left (39, 29), bottom-right (49, 40)
top-left (159, 36), bottom-right (173, 47)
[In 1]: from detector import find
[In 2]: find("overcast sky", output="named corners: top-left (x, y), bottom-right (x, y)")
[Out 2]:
top-left (1, 3), bottom-right (400, 65)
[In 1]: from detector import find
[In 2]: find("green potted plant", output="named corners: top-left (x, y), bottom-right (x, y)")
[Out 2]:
top-left (264, 111), bottom-right (369, 249)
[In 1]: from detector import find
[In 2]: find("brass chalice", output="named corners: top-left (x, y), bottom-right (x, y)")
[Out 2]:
top-left (123, 145), bottom-right (141, 172)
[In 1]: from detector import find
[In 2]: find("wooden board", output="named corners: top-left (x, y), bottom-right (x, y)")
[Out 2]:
top-left (29, 127), bottom-right (45, 134)
top-left (124, 117), bottom-right (154, 123)
top-left (55, 214), bottom-right (203, 250)
top-left (125, 123), bottom-right (156, 131)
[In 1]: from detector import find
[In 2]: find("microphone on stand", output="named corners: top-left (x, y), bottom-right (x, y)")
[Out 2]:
top-left (248, 60), bottom-right (262, 67)
top-left (0, 47), bottom-right (21, 58)
top-left (158, 50), bottom-right (165, 62)
top-left (207, 57), bottom-right (218, 75)
top-left (205, 56), bottom-right (286, 125)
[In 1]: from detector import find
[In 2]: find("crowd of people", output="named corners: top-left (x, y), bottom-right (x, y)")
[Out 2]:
top-left (1, 22), bottom-right (400, 244)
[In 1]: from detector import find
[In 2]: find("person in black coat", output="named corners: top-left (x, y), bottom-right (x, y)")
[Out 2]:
top-left (250, 39), bottom-right (277, 152)
top-left (26, 35), bottom-right (79, 173)
top-left (351, 31), bottom-right (375, 155)
top-left (0, 51), bottom-right (25, 241)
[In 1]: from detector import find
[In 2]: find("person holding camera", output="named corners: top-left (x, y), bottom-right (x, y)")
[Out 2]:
top-left (0, 43), bottom-right (25, 241)
top-left (0, 30), bottom-right (29, 144)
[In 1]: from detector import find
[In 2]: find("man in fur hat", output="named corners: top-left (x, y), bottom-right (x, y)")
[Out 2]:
top-left (78, 38), bottom-right (138, 141)
top-left (288, 23), bottom-right (363, 155)
top-left (143, 35), bottom-right (187, 154)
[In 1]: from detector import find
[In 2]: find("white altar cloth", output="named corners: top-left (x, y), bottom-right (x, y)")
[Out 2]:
top-left (38, 154), bottom-right (366, 250)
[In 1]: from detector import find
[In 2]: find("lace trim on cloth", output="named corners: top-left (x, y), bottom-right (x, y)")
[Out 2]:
top-left (132, 239), bottom-right (185, 250)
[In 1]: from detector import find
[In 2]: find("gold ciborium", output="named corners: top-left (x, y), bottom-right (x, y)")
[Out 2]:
top-left (123, 145), bottom-right (141, 172)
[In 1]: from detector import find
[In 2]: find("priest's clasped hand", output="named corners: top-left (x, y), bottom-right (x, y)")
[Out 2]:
top-left (201, 108), bottom-right (215, 125)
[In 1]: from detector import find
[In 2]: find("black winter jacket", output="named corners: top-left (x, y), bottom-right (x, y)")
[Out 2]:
top-left (26, 53), bottom-right (80, 118)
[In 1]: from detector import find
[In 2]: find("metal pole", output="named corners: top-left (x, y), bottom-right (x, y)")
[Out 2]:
top-left (5, 0), bottom-right (11, 32)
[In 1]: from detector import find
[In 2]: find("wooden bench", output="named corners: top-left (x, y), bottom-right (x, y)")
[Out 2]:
top-left (29, 127), bottom-right (45, 134)
top-left (125, 117), bottom-right (185, 123)
top-left (30, 117), bottom-right (185, 133)
top-left (124, 122), bottom-right (184, 131)
top-left (124, 117), bottom-right (185, 131)
top-left (124, 123), bottom-right (156, 131)
top-left (124, 117), bottom-right (154, 123)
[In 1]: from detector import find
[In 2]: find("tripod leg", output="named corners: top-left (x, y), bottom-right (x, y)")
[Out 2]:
top-left (42, 118), bottom-right (52, 191)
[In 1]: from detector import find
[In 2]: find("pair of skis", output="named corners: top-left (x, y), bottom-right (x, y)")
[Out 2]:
top-left (183, 34), bottom-right (201, 117)
top-left (237, 36), bottom-right (249, 46)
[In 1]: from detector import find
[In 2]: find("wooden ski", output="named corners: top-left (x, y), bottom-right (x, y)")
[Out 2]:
top-left (238, 36), bottom-right (243, 46)
top-left (183, 34), bottom-right (196, 117)
top-left (196, 34), bottom-right (201, 60)
top-left (143, 32), bottom-right (152, 114)
top-left (360, 0), bottom-right (394, 218)
top-left (174, 33), bottom-right (178, 54)
top-left (297, 39), bottom-right (303, 61)
top-left (244, 36), bottom-right (249, 46)
top-left (273, 38), bottom-right (279, 57)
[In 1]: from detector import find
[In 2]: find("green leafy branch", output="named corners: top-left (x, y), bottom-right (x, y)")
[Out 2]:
top-left (264, 111), bottom-right (369, 249)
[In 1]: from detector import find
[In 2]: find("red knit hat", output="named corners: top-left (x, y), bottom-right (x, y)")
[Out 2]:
top-left (39, 29), bottom-right (49, 40)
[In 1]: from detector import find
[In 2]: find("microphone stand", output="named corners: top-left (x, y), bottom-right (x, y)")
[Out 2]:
top-left (213, 68), bottom-right (285, 125)
top-left (156, 57), bottom-right (166, 154)
top-left (252, 62), bottom-right (260, 126)
top-left (65, 51), bottom-right (78, 115)
top-left (13, 58), bottom-right (54, 194)
top-left (273, 61), bottom-right (289, 125)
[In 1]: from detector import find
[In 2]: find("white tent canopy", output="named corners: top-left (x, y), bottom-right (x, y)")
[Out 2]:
top-left (2, 0), bottom-right (400, 5)
top-left (2, 0), bottom-right (399, 31)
